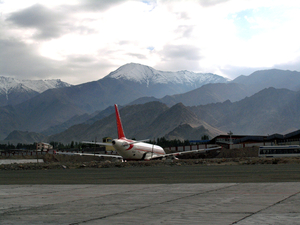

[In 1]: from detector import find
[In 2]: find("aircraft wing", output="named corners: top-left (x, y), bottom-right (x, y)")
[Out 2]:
top-left (81, 139), bottom-right (150, 146)
top-left (55, 151), bottom-right (123, 159)
top-left (150, 146), bottom-right (222, 160)
top-left (130, 139), bottom-right (150, 143)
top-left (81, 141), bottom-right (113, 146)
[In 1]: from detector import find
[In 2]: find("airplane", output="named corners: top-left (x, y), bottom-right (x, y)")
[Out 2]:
top-left (56, 104), bottom-right (221, 161)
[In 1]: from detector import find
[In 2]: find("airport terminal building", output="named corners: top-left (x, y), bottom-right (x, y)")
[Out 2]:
top-left (209, 129), bottom-right (300, 149)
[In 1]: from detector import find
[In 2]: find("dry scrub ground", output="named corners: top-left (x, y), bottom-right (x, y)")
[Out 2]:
top-left (1, 146), bottom-right (300, 171)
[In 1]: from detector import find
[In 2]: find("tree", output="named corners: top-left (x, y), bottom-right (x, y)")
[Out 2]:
top-left (201, 135), bottom-right (209, 140)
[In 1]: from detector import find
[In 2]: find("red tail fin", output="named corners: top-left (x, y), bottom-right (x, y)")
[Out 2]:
top-left (114, 104), bottom-right (125, 139)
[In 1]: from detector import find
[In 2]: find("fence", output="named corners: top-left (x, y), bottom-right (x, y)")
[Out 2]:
top-left (0, 150), bottom-right (51, 156)
top-left (165, 144), bottom-right (218, 152)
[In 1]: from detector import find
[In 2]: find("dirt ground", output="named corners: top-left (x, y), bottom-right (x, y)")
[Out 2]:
top-left (1, 146), bottom-right (300, 171)
top-left (1, 146), bottom-right (300, 185)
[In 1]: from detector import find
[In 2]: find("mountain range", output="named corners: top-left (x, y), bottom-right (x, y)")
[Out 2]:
top-left (130, 69), bottom-right (300, 107)
top-left (0, 63), bottom-right (229, 140)
top-left (0, 76), bottom-right (71, 106)
top-left (45, 87), bottom-right (300, 144)
top-left (46, 102), bottom-right (220, 144)
top-left (1, 63), bottom-right (300, 144)
top-left (190, 87), bottom-right (300, 135)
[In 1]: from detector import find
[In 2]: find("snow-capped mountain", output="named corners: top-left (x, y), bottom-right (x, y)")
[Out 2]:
top-left (0, 76), bottom-right (71, 93)
top-left (0, 76), bottom-right (71, 106)
top-left (1, 63), bottom-right (299, 143)
top-left (107, 63), bottom-right (230, 87)
top-left (0, 63), bottom-right (231, 140)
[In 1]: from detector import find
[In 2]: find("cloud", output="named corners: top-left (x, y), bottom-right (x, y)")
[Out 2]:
top-left (0, 39), bottom-right (59, 79)
top-left (218, 65), bottom-right (269, 79)
top-left (0, 38), bottom-right (113, 83)
top-left (274, 56), bottom-right (300, 74)
top-left (159, 0), bottom-right (229, 7)
top-left (126, 53), bottom-right (147, 59)
top-left (77, 0), bottom-right (132, 11)
top-left (153, 44), bottom-right (203, 72)
top-left (197, 0), bottom-right (231, 7)
top-left (7, 4), bottom-right (62, 27)
top-left (6, 4), bottom-right (67, 40)
top-left (5, 1), bottom-right (122, 41)
top-left (1, 0), bottom-right (300, 84)
top-left (161, 45), bottom-right (202, 61)
top-left (175, 25), bottom-right (194, 38)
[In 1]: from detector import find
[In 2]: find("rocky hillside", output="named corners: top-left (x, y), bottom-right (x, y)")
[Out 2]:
top-left (191, 87), bottom-right (300, 135)
top-left (47, 102), bottom-right (220, 144)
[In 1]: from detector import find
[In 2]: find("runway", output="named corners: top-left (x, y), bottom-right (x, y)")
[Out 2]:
top-left (1, 183), bottom-right (300, 224)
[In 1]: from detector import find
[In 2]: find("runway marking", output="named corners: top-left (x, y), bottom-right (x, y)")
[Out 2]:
top-left (231, 189), bottom-right (300, 224)
top-left (69, 183), bottom-right (238, 224)
top-left (2, 183), bottom-right (300, 224)
top-left (0, 184), bottom-right (164, 217)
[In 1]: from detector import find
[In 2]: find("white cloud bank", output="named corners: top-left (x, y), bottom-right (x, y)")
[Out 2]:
top-left (1, 0), bottom-right (300, 84)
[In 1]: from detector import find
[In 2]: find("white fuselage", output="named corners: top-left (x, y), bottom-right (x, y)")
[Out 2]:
top-left (112, 138), bottom-right (165, 160)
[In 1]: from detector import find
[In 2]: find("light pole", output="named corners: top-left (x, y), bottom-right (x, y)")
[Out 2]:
top-left (94, 137), bottom-right (97, 156)
top-left (228, 131), bottom-right (233, 149)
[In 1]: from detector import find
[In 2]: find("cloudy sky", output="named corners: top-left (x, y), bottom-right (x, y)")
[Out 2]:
top-left (1, 0), bottom-right (300, 84)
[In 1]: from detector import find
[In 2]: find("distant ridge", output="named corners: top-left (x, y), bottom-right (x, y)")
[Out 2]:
top-left (45, 102), bottom-right (222, 144)
top-left (129, 69), bottom-right (300, 108)
top-left (4, 130), bottom-right (47, 144)
top-left (0, 76), bottom-right (71, 106)
top-left (2, 66), bottom-right (300, 143)
top-left (191, 87), bottom-right (300, 135)
top-left (232, 69), bottom-right (300, 92)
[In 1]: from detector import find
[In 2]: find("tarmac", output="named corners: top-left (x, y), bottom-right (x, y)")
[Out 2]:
top-left (1, 182), bottom-right (300, 225)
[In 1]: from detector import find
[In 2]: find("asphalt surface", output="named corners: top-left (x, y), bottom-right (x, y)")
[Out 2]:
top-left (1, 164), bottom-right (300, 224)
top-left (1, 183), bottom-right (300, 224)
top-left (2, 164), bottom-right (300, 184)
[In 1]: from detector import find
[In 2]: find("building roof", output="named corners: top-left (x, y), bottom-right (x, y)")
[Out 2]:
top-left (210, 129), bottom-right (300, 144)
